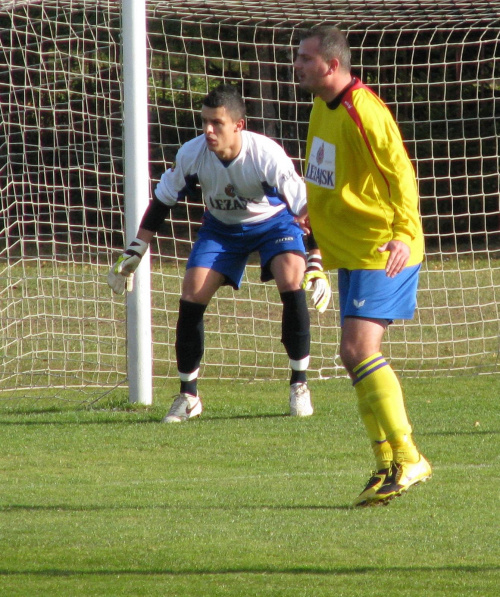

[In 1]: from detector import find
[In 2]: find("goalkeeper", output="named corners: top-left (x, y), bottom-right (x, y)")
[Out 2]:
top-left (108, 84), bottom-right (330, 422)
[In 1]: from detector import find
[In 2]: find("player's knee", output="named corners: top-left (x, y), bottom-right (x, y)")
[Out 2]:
top-left (271, 253), bottom-right (306, 292)
top-left (339, 342), bottom-right (365, 376)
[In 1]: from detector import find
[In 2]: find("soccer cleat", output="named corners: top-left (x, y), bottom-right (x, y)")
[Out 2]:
top-left (352, 468), bottom-right (389, 507)
top-left (289, 382), bottom-right (313, 417)
top-left (162, 393), bottom-right (203, 423)
top-left (371, 455), bottom-right (432, 504)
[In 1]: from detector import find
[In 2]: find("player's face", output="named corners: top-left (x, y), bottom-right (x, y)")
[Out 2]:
top-left (201, 105), bottom-right (244, 160)
top-left (294, 36), bottom-right (332, 95)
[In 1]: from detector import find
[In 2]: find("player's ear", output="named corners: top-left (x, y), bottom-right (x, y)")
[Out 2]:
top-left (235, 118), bottom-right (245, 132)
top-left (328, 57), bottom-right (341, 74)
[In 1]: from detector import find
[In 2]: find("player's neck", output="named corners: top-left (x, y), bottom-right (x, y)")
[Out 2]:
top-left (214, 139), bottom-right (242, 162)
top-left (318, 73), bottom-right (354, 104)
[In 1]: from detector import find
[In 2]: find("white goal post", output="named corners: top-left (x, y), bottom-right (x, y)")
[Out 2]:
top-left (122, 0), bottom-right (152, 405)
top-left (0, 1), bottom-right (499, 405)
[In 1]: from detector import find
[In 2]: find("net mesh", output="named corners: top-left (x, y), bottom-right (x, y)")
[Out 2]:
top-left (1, 0), bottom-right (499, 403)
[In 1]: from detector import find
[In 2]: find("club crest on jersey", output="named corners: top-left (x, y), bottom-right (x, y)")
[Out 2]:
top-left (316, 142), bottom-right (325, 165)
top-left (225, 184), bottom-right (236, 197)
top-left (305, 137), bottom-right (335, 189)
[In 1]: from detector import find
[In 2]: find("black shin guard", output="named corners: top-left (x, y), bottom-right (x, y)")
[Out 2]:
top-left (280, 289), bottom-right (311, 362)
top-left (175, 299), bottom-right (207, 376)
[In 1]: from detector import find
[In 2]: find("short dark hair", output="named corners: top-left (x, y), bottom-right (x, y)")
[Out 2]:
top-left (202, 84), bottom-right (246, 121)
top-left (300, 25), bottom-right (351, 72)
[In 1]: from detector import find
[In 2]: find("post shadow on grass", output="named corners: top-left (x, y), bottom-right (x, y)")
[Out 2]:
top-left (0, 564), bottom-right (498, 577)
top-left (0, 502), bottom-right (352, 513)
top-left (1, 411), bottom-right (498, 434)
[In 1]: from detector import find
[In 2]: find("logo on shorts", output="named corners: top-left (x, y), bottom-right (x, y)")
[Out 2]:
top-left (353, 299), bottom-right (366, 308)
top-left (275, 236), bottom-right (294, 244)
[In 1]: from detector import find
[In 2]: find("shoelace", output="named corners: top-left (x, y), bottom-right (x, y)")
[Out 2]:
top-left (169, 394), bottom-right (188, 414)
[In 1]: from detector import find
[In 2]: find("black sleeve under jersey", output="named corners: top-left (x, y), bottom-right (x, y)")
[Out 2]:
top-left (140, 197), bottom-right (172, 232)
top-left (306, 230), bottom-right (319, 252)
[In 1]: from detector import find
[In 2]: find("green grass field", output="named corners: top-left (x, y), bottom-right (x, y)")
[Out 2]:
top-left (0, 375), bottom-right (498, 596)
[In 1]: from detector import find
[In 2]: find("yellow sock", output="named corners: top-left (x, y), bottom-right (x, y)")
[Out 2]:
top-left (372, 440), bottom-right (393, 471)
top-left (353, 353), bottom-right (419, 464)
top-left (355, 385), bottom-right (393, 470)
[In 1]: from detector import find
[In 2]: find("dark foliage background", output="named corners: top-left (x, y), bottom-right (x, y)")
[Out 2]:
top-left (1, 1), bottom-right (499, 261)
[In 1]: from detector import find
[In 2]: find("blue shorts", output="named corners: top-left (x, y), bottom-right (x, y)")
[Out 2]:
top-left (187, 210), bottom-right (306, 289)
top-left (338, 264), bottom-right (421, 326)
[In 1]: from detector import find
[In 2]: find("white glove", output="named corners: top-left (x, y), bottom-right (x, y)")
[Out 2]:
top-left (301, 254), bottom-right (332, 314)
top-left (107, 238), bottom-right (149, 294)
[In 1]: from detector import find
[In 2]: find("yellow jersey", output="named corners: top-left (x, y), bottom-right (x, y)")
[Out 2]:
top-left (304, 78), bottom-right (424, 270)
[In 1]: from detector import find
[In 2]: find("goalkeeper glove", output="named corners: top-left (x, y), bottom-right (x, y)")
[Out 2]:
top-left (301, 253), bottom-right (331, 314)
top-left (107, 238), bottom-right (149, 294)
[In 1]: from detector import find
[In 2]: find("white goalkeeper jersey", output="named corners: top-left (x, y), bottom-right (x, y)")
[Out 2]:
top-left (154, 130), bottom-right (306, 225)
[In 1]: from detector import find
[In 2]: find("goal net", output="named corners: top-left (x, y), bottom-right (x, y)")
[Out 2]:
top-left (1, 0), bottom-right (499, 404)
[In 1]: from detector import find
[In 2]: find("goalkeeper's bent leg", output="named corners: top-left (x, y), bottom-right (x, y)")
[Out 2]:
top-left (175, 299), bottom-right (207, 396)
top-left (280, 289), bottom-right (310, 385)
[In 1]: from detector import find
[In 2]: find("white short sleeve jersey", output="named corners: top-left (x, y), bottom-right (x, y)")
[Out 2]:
top-left (154, 130), bottom-right (306, 225)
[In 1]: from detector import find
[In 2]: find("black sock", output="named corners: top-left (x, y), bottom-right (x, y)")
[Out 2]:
top-left (180, 380), bottom-right (198, 396)
top-left (290, 370), bottom-right (307, 385)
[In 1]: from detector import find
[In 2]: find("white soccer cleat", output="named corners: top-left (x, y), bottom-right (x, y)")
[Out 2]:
top-left (162, 393), bottom-right (203, 423)
top-left (289, 382), bottom-right (313, 417)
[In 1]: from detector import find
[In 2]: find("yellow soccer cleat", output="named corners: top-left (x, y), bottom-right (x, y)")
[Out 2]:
top-left (371, 455), bottom-right (432, 505)
top-left (352, 469), bottom-right (389, 507)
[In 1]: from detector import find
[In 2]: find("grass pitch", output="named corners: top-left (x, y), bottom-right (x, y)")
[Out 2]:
top-left (0, 375), bottom-right (499, 596)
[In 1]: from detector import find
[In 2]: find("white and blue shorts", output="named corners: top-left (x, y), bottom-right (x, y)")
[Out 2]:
top-left (186, 210), bottom-right (306, 289)
top-left (338, 264), bottom-right (421, 326)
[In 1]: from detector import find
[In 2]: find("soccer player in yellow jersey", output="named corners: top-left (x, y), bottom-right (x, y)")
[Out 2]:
top-left (294, 25), bottom-right (432, 506)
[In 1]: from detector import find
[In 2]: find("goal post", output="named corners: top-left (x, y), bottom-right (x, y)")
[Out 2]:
top-left (122, 0), bottom-right (152, 405)
top-left (0, 1), bottom-right (499, 407)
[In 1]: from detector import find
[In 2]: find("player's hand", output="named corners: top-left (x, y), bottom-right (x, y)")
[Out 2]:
top-left (294, 210), bottom-right (311, 236)
top-left (301, 253), bottom-right (331, 313)
top-left (107, 238), bottom-right (149, 294)
top-left (378, 240), bottom-right (410, 278)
